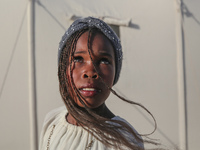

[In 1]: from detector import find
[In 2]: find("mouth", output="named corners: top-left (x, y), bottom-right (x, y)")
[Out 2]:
top-left (79, 87), bottom-right (101, 97)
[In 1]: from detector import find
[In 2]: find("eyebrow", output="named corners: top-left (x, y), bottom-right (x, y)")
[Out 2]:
top-left (74, 50), bottom-right (113, 58)
top-left (74, 51), bottom-right (87, 54)
top-left (98, 51), bottom-right (113, 58)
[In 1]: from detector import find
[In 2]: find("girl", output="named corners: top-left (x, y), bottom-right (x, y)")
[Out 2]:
top-left (39, 17), bottom-right (156, 150)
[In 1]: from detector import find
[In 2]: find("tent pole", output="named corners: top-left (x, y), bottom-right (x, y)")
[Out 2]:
top-left (175, 0), bottom-right (188, 150)
top-left (28, 0), bottom-right (38, 150)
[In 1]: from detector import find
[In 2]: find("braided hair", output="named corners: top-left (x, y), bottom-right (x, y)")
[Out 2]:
top-left (58, 27), bottom-right (158, 150)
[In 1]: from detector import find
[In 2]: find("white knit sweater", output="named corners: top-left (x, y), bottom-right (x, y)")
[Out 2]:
top-left (39, 107), bottom-right (144, 150)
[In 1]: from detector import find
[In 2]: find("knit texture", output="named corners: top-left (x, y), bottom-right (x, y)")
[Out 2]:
top-left (58, 17), bottom-right (123, 85)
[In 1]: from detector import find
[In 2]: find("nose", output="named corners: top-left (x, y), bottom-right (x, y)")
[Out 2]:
top-left (82, 63), bottom-right (99, 79)
top-left (83, 73), bottom-right (98, 79)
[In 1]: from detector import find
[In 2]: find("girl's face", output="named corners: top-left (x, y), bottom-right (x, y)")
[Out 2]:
top-left (67, 31), bottom-right (115, 108)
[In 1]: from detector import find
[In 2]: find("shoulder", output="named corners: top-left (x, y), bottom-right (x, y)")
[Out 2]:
top-left (112, 116), bottom-right (144, 149)
top-left (41, 106), bottom-right (67, 132)
top-left (112, 116), bottom-right (139, 134)
top-left (43, 106), bottom-right (67, 125)
top-left (39, 106), bottom-right (67, 149)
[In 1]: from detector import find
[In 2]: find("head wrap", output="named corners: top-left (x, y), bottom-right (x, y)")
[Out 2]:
top-left (58, 16), bottom-right (123, 85)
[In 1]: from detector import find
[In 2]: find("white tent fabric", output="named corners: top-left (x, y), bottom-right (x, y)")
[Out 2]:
top-left (0, 0), bottom-right (200, 150)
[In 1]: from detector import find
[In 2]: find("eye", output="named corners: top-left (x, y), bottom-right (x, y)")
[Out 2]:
top-left (73, 56), bottom-right (83, 63)
top-left (100, 58), bottom-right (110, 65)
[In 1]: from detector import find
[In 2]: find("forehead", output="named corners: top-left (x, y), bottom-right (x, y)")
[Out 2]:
top-left (75, 31), bottom-right (115, 56)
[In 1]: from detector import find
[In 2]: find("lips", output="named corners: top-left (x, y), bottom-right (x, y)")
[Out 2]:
top-left (79, 86), bottom-right (101, 97)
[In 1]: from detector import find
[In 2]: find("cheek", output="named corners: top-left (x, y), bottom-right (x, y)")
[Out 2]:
top-left (100, 66), bottom-right (115, 85)
top-left (66, 68), bottom-right (80, 101)
top-left (66, 63), bottom-right (78, 82)
top-left (70, 68), bottom-right (81, 87)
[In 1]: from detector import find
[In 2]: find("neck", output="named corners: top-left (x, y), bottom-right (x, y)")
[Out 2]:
top-left (92, 103), bottom-right (115, 119)
top-left (66, 113), bottom-right (79, 126)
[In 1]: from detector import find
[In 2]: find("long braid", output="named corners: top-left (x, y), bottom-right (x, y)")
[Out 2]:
top-left (86, 28), bottom-right (159, 146)
top-left (58, 27), bottom-right (159, 149)
top-left (86, 28), bottom-right (157, 136)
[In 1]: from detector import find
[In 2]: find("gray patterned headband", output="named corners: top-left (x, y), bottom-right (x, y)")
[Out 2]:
top-left (58, 16), bottom-right (123, 85)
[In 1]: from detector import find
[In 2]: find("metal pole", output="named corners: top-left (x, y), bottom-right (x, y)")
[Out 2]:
top-left (28, 0), bottom-right (38, 150)
top-left (175, 0), bottom-right (188, 149)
